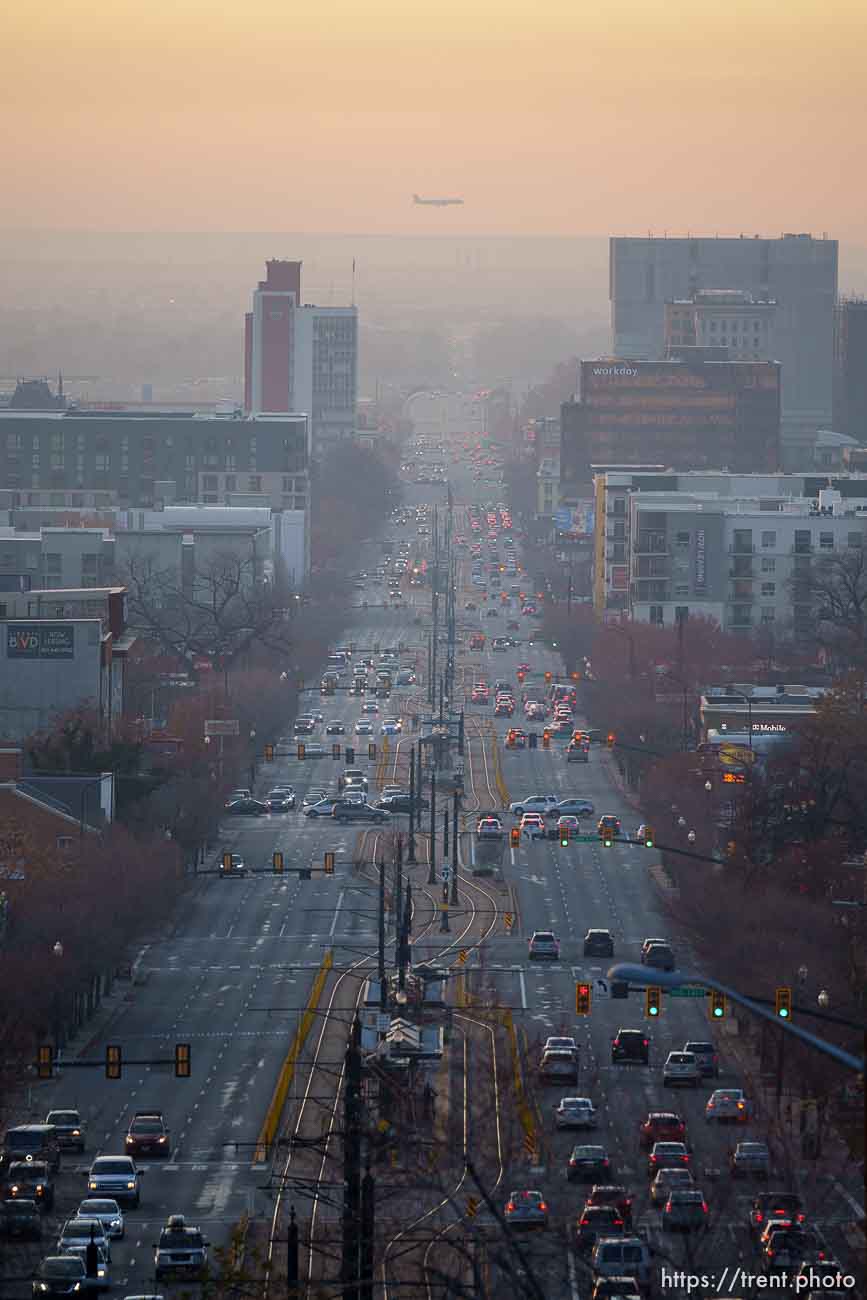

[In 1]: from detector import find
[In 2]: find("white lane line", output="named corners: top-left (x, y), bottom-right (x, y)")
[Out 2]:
top-left (519, 970), bottom-right (527, 1011)
top-left (329, 889), bottom-right (346, 938)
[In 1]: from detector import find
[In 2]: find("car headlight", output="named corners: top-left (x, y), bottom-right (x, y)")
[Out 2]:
top-left (10, 1184), bottom-right (18, 1194)
top-left (127, 1181), bottom-right (136, 1189)
top-left (72, 1129), bottom-right (81, 1137)
top-left (97, 1269), bottom-right (106, 1278)
top-left (158, 1136), bottom-right (167, 1143)
top-left (89, 1182), bottom-right (97, 1190)
top-left (36, 1283), bottom-right (49, 1293)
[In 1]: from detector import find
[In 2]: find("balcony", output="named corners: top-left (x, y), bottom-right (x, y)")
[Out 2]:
top-left (728, 544), bottom-right (756, 555)
top-left (633, 536), bottom-right (668, 556)
top-left (728, 567), bottom-right (755, 579)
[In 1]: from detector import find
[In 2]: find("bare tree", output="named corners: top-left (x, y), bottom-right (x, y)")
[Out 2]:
top-left (120, 549), bottom-right (295, 680)
top-left (799, 546), bottom-right (867, 668)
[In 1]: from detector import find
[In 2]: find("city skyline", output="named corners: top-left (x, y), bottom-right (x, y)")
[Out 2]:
top-left (3, 0), bottom-right (865, 238)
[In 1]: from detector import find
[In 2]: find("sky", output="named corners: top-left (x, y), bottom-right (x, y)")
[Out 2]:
top-left (4, 0), bottom-right (866, 239)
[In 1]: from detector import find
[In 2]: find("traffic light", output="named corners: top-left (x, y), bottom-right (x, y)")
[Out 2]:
top-left (273, 851), bottom-right (284, 874)
top-left (560, 826), bottom-right (570, 847)
top-left (601, 830), bottom-right (614, 848)
top-left (174, 1043), bottom-right (191, 1078)
top-left (368, 743), bottom-right (377, 760)
top-left (542, 730), bottom-right (551, 749)
top-left (105, 1045), bottom-right (122, 1079)
top-left (645, 986), bottom-right (662, 1018)
top-left (297, 742), bottom-right (306, 760)
top-left (37, 1044), bottom-right (53, 1079)
top-left (222, 851), bottom-right (234, 873)
top-left (517, 671), bottom-right (525, 684)
top-left (571, 671), bottom-right (580, 681)
top-left (575, 982), bottom-right (592, 1016)
top-left (264, 743), bottom-right (274, 761)
top-left (607, 732), bottom-right (616, 749)
top-left (643, 827), bottom-right (655, 848)
top-left (332, 743), bottom-right (341, 760)
top-left (775, 986), bottom-right (792, 1019)
top-left (324, 851), bottom-right (335, 875)
top-left (709, 990), bottom-right (727, 1020)
top-left (510, 827), bottom-right (520, 849)
top-left (345, 746), bottom-right (355, 765)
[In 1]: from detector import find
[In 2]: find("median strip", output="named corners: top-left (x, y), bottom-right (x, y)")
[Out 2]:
top-left (252, 949), bottom-right (334, 1164)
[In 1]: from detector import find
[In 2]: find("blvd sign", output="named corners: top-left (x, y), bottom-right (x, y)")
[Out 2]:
top-left (668, 985), bottom-right (707, 998)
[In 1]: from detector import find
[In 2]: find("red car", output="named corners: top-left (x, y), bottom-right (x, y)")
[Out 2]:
top-left (639, 1112), bottom-right (687, 1149)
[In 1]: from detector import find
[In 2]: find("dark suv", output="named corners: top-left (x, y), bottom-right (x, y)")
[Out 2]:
top-left (1, 1125), bottom-right (60, 1173)
top-left (611, 1030), bottom-right (650, 1065)
top-left (4, 1160), bottom-right (54, 1209)
top-left (125, 1111), bottom-right (170, 1158)
top-left (0, 1197), bottom-right (42, 1239)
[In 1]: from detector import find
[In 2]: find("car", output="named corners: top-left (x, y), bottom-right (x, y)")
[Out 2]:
top-left (764, 1225), bottom-right (831, 1273)
top-left (293, 718), bottom-right (315, 734)
top-left (554, 1097), bottom-right (597, 1129)
top-left (86, 1156), bottom-right (143, 1207)
top-left (583, 929), bottom-right (614, 958)
top-left (730, 1141), bottom-right (770, 1178)
top-left (639, 1112), bottom-right (686, 1149)
top-left (663, 1051), bottom-right (701, 1088)
top-left (494, 698), bottom-right (514, 716)
top-left (539, 1050), bottom-right (579, 1084)
top-left (705, 1088), bottom-right (750, 1123)
top-left (590, 1279), bottom-right (641, 1300)
top-left (57, 1216), bottom-right (112, 1259)
top-left (153, 1214), bottom-right (209, 1281)
top-left (125, 1112), bottom-right (170, 1158)
top-left (0, 1197), bottom-right (41, 1239)
top-left (649, 1166), bottom-right (694, 1206)
top-left (4, 1161), bottom-right (54, 1209)
top-left (641, 937), bottom-right (668, 958)
top-left (584, 1185), bottom-right (634, 1225)
top-left (354, 720), bottom-right (374, 736)
top-left (485, 607), bottom-right (499, 618)
top-left (32, 1256), bottom-right (88, 1298)
top-left (2, 1124), bottom-right (61, 1172)
top-left (45, 1110), bottom-right (86, 1152)
top-left (339, 770), bottom-right (368, 791)
top-left (505, 729), bottom-right (527, 748)
top-left (376, 794), bottom-right (425, 814)
top-left (544, 1036), bottom-right (579, 1057)
top-left (597, 814), bottom-right (622, 837)
top-left (567, 1145), bottom-right (612, 1182)
top-left (381, 719), bottom-right (402, 735)
top-left (556, 798), bottom-right (595, 818)
top-left (504, 1190), bottom-right (548, 1229)
top-left (332, 801), bottom-right (389, 823)
top-left (476, 817), bottom-right (503, 839)
top-left (643, 942), bottom-right (676, 971)
top-left (224, 797), bottom-right (267, 815)
top-left (340, 789), bottom-right (366, 805)
top-left (552, 815), bottom-right (580, 840)
top-left (509, 794), bottom-right (559, 817)
top-left (62, 1243), bottom-right (111, 1291)
top-left (304, 798), bottom-right (342, 818)
top-left (748, 1192), bottom-right (806, 1237)
top-left (647, 1142), bottom-right (690, 1177)
top-left (77, 1199), bottom-right (124, 1240)
top-left (309, 711), bottom-right (325, 724)
top-left (683, 1041), bottom-right (720, 1078)
top-left (506, 619), bottom-right (520, 630)
top-left (325, 720), bottom-right (345, 735)
top-left (590, 1237), bottom-right (654, 1291)
top-left (471, 687), bottom-right (489, 703)
top-left (611, 1030), bottom-right (650, 1064)
top-left (395, 670), bottom-right (417, 686)
top-left (520, 813), bottom-right (546, 839)
top-left (528, 931), bottom-right (560, 961)
top-left (219, 853), bottom-right (246, 877)
top-left (264, 791), bottom-right (295, 813)
top-left (662, 1189), bottom-right (709, 1233)
top-left (361, 701), bottom-right (379, 715)
top-left (227, 787), bottom-right (251, 801)
top-left (567, 742), bottom-right (590, 762)
top-left (576, 1206), bottom-right (626, 1252)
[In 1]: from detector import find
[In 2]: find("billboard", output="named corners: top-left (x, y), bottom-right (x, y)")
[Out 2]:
top-left (555, 502), bottom-right (595, 539)
top-left (6, 624), bottom-right (75, 659)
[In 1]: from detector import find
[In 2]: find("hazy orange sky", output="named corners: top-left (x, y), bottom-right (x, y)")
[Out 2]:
top-left (4, 0), bottom-right (866, 239)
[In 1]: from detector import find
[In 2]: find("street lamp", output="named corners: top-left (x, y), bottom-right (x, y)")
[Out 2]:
top-left (52, 941), bottom-right (64, 1054)
top-left (53, 941), bottom-right (64, 959)
top-left (704, 780), bottom-right (713, 793)
top-left (687, 830), bottom-right (697, 844)
top-left (677, 815), bottom-right (687, 829)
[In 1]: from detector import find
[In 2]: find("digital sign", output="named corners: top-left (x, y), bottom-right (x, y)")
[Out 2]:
top-left (6, 624), bottom-right (75, 659)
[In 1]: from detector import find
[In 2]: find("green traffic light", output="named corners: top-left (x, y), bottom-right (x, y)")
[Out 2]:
top-left (713, 1005), bottom-right (724, 1017)
top-left (648, 1005), bottom-right (659, 1016)
top-left (778, 1006), bottom-right (789, 1018)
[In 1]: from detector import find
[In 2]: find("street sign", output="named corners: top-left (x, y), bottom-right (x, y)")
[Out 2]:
top-left (204, 719), bottom-right (240, 737)
top-left (719, 743), bottom-right (756, 767)
top-left (441, 864), bottom-right (451, 880)
top-left (669, 985), bottom-right (708, 998)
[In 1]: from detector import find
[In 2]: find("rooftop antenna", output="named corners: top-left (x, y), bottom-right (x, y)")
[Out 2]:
top-left (351, 258), bottom-right (356, 307)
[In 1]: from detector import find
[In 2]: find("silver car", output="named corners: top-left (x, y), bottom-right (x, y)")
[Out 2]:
top-left (57, 1216), bottom-right (112, 1260)
top-left (730, 1141), bottom-right (770, 1178)
top-left (662, 1051), bottom-right (701, 1088)
top-left (77, 1199), bottom-right (124, 1239)
top-left (86, 1156), bottom-right (143, 1207)
top-left (554, 1098), bottom-right (597, 1130)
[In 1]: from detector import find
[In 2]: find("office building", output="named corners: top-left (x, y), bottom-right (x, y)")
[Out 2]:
top-left (610, 234), bottom-right (838, 466)
top-left (244, 260), bottom-right (358, 454)
top-left (561, 357), bottom-right (780, 486)
top-left (834, 297), bottom-right (867, 443)
top-left (664, 290), bottom-right (777, 361)
top-left (403, 390), bottom-right (490, 439)
top-left (593, 470), bottom-right (867, 621)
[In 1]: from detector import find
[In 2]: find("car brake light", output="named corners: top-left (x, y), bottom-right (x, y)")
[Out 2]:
top-left (702, 1202), bottom-right (709, 1213)
top-left (580, 1218), bottom-right (589, 1226)
top-left (755, 1212), bottom-right (764, 1222)
top-left (506, 1202), bottom-right (515, 1212)
top-left (539, 1202), bottom-right (547, 1212)
top-left (643, 1039), bottom-right (648, 1046)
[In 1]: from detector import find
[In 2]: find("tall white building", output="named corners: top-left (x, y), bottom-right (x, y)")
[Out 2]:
top-left (244, 260), bottom-right (358, 456)
top-left (610, 234), bottom-right (838, 468)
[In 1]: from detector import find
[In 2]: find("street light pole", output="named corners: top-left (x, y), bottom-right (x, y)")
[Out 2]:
top-left (428, 771), bottom-right (437, 886)
top-left (450, 789), bottom-right (460, 906)
top-left (407, 745), bottom-right (417, 864)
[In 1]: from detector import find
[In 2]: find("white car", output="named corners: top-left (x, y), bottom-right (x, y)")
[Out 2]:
top-left (520, 814), bottom-right (546, 840)
top-left (77, 1198), bottom-right (125, 1239)
top-left (509, 794), bottom-right (559, 817)
top-left (553, 1097), bottom-right (597, 1129)
top-left (355, 720), bottom-right (374, 735)
top-left (545, 1036), bottom-right (579, 1057)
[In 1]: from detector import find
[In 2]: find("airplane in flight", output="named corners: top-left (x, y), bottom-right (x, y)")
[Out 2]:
top-left (413, 194), bottom-right (464, 207)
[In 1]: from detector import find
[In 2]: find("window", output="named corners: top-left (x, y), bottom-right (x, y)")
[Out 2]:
top-left (56, 836), bottom-right (74, 853)
top-left (6, 433), bottom-right (22, 450)
top-left (43, 553), bottom-right (62, 573)
top-left (848, 531), bottom-right (863, 549)
top-left (675, 530), bottom-right (690, 547)
top-left (81, 554), bottom-right (98, 574)
top-left (760, 607), bottom-right (776, 624)
top-left (649, 605), bottom-right (664, 626)
top-left (248, 476), bottom-right (262, 492)
top-left (819, 532), bottom-right (834, 550)
top-left (203, 475), bottom-right (218, 491)
top-left (794, 530), bottom-right (811, 554)
top-left (674, 584), bottom-right (689, 597)
top-left (760, 557), bottom-right (775, 573)
top-left (761, 530), bottom-right (776, 548)
top-left (761, 582), bottom-right (776, 597)
top-left (95, 453), bottom-right (110, 472)
top-left (225, 475), bottom-right (236, 492)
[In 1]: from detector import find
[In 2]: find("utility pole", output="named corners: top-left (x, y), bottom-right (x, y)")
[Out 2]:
top-left (287, 1205), bottom-right (299, 1297)
top-left (407, 745), bottom-right (417, 863)
top-left (400, 882), bottom-right (412, 988)
top-left (451, 788), bottom-right (460, 906)
top-left (458, 707), bottom-right (465, 756)
top-left (360, 1167), bottom-right (375, 1300)
top-left (341, 1016), bottom-right (363, 1300)
top-left (416, 746), bottom-right (423, 832)
top-left (394, 840), bottom-right (403, 960)
top-left (443, 806), bottom-right (449, 860)
top-left (428, 771), bottom-right (437, 885)
top-left (377, 857), bottom-right (386, 1009)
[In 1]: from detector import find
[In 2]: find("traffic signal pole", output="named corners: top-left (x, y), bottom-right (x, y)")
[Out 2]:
top-left (407, 745), bottom-right (417, 863)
